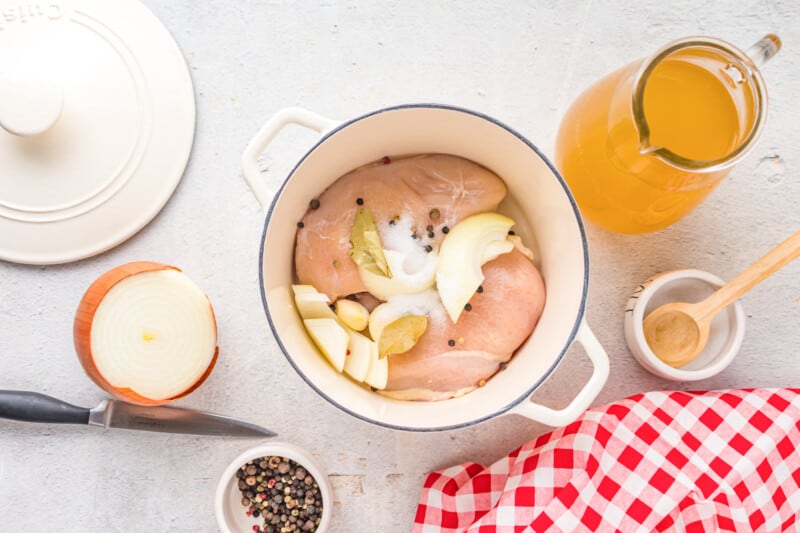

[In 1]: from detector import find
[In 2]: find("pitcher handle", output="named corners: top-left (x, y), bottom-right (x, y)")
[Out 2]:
top-left (510, 320), bottom-right (610, 427)
top-left (242, 107), bottom-right (338, 209)
top-left (745, 34), bottom-right (781, 68)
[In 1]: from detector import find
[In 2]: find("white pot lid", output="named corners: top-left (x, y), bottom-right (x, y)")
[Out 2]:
top-left (0, 0), bottom-right (195, 264)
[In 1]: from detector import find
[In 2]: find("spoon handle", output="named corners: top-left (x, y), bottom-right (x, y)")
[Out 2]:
top-left (695, 229), bottom-right (800, 322)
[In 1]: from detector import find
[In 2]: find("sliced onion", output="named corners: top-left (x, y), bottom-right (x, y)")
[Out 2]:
top-left (73, 261), bottom-right (218, 405)
top-left (359, 250), bottom-right (438, 300)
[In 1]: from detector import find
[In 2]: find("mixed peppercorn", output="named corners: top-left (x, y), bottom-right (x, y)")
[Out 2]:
top-left (235, 456), bottom-right (323, 533)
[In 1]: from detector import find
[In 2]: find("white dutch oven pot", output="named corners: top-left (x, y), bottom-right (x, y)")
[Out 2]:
top-left (243, 104), bottom-right (609, 431)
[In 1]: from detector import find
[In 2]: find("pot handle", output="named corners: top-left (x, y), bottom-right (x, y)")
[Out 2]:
top-left (242, 107), bottom-right (338, 209)
top-left (510, 319), bottom-right (609, 427)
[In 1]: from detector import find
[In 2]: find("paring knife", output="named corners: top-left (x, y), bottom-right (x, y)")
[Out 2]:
top-left (0, 390), bottom-right (276, 437)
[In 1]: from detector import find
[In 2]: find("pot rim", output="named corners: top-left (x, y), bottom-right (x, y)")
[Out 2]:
top-left (258, 103), bottom-right (589, 431)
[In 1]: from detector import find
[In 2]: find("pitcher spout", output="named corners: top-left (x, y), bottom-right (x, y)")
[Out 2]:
top-left (638, 142), bottom-right (662, 156)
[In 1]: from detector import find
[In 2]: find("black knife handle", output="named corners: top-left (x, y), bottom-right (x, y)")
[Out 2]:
top-left (0, 390), bottom-right (90, 424)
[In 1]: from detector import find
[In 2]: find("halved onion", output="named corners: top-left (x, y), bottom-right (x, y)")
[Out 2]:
top-left (73, 261), bottom-right (219, 406)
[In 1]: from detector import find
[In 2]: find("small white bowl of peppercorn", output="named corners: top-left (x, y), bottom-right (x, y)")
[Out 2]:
top-left (215, 442), bottom-right (333, 533)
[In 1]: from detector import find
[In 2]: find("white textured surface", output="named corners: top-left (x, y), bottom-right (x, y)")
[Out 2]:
top-left (1, 1), bottom-right (799, 532)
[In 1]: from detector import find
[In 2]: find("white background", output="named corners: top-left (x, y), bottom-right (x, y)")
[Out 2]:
top-left (1, 1), bottom-right (798, 531)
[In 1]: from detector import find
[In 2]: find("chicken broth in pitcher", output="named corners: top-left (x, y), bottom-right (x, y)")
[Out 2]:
top-left (555, 38), bottom-right (764, 234)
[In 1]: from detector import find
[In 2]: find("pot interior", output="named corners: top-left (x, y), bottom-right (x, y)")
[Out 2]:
top-left (260, 105), bottom-right (587, 430)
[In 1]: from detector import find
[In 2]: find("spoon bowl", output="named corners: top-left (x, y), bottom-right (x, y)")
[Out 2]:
top-left (643, 303), bottom-right (708, 367)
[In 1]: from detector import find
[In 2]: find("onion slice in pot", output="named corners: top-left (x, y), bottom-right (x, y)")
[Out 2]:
top-left (73, 261), bottom-right (219, 406)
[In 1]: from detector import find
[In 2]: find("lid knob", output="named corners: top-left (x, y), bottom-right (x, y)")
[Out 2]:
top-left (0, 74), bottom-right (64, 137)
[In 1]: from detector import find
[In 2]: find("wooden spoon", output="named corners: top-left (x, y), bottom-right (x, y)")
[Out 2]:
top-left (644, 229), bottom-right (800, 368)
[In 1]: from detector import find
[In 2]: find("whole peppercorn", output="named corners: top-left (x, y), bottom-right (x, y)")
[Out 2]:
top-left (477, 285), bottom-right (484, 293)
top-left (356, 197), bottom-right (364, 205)
top-left (236, 456), bottom-right (323, 532)
top-left (309, 199), bottom-right (320, 209)
top-left (441, 226), bottom-right (449, 234)
top-left (296, 221), bottom-right (304, 229)
top-left (448, 339), bottom-right (456, 347)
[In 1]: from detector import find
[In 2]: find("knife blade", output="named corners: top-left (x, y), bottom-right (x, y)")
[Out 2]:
top-left (0, 390), bottom-right (276, 437)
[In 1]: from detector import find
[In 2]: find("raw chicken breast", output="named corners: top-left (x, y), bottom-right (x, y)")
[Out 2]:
top-left (384, 249), bottom-right (545, 400)
top-left (294, 154), bottom-right (507, 301)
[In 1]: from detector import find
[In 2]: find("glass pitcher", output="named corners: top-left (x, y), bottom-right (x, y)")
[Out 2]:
top-left (555, 35), bottom-right (781, 234)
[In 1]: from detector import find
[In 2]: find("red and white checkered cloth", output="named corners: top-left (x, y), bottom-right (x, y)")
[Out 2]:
top-left (415, 389), bottom-right (800, 532)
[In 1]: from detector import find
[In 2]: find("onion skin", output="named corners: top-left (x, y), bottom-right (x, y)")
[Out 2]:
top-left (73, 261), bottom-right (219, 406)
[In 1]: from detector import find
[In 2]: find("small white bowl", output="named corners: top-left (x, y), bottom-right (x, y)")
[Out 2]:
top-left (624, 269), bottom-right (746, 381)
top-left (215, 442), bottom-right (333, 533)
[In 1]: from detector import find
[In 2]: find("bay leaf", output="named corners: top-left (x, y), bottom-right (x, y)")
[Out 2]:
top-left (350, 208), bottom-right (392, 277)
top-left (378, 315), bottom-right (428, 358)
